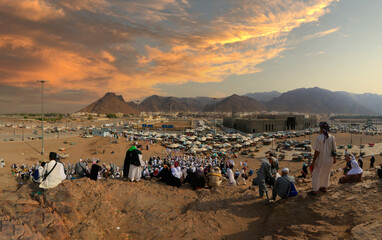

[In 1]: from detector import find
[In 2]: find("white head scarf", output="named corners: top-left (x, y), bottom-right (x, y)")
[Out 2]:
top-left (347, 156), bottom-right (363, 175)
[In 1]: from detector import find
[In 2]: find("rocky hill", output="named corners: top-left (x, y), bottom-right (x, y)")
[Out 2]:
top-left (138, 95), bottom-right (210, 112)
top-left (203, 94), bottom-right (267, 112)
top-left (266, 87), bottom-right (375, 114)
top-left (1, 170), bottom-right (381, 239)
top-left (78, 88), bottom-right (382, 114)
top-left (78, 92), bottom-right (138, 115)
top-left (344, 92), bottom-right (382, 115)
top-left (245, 91), bottom-right (282, 103)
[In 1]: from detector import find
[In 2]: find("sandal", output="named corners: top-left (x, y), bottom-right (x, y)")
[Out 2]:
top-left (319, 187), bottom-right (327, 193)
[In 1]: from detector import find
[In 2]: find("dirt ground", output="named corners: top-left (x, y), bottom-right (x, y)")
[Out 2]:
top-left (1, 133), bottom-right (382, 239)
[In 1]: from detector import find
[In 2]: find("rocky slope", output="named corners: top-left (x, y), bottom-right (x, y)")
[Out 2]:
top-left (203, 94), bottom-right (266, 113)
top-left (1, 170), bottom-right (381, 239)
top-left (78, 92), bottom-right (138, 115)
top-left (266, 87), bottom-right (374, 114)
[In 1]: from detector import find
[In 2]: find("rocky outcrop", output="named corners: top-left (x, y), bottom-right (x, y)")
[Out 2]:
top-left (1, 170), bottom-right (381, 239)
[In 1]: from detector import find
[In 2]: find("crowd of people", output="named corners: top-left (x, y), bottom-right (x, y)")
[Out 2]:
top-left (11, 122), bottom-right (382, 203)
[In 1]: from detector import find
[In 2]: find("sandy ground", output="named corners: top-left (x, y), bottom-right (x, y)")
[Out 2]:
top-left (1, 133), bottom-right (382, 239)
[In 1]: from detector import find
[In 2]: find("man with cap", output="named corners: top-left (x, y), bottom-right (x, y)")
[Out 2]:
top-left (271, 168), bottom-right (296, 200)
top-left (311, 122), bottom-right (336, 195)
top-left (128, 144), bottom-right (145, 182)
top-left (123, 144), bottom-right (137, 180)
top-left (39, 152), bottom-right (66, 189)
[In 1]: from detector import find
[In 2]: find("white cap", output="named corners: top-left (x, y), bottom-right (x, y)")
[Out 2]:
top-left (282, 167), bottom-right (289, 173)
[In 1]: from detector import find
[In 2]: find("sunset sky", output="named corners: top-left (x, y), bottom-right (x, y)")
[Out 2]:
top-left (0, 0), bottom-right (381, 113)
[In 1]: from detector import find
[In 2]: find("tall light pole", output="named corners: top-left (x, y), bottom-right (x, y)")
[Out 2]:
top-left (136, 100), bottom-right (139, 132)
top-left (37, 80), bottom-right (47, 155)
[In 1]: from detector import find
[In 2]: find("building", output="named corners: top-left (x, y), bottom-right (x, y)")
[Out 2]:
top-left (223, 114), bottom-right (317, 133)
top-left (91, 128), bottom-right (111, 137)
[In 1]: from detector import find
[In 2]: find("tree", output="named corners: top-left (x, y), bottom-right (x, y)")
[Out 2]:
top-left (106, 113), bottom-right (117, 118)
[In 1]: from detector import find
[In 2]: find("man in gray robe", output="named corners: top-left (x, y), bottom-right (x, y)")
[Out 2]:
top-left (253, 158), bottom-right (274, 201)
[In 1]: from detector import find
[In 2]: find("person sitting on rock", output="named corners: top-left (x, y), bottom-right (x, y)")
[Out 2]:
top-left (248, 169), bottom-right (254, 177)
top-left (31, 162), bottom-right (46, 183)
top-left (74, 159), bottom-right (88, 178)
top-left (377, 164), bottom-right (382, 179)
top-left (271, 168), bottom-right (296, 200)
top-left (39, 152), bottom-right (66, 189)
top-left (156, 165), bottom-right (182, 188)
top-left (339, 154), bottom-right (363, 184)
top-left (241, 167), bottom-right (248, 185)
top-left (206, 167), bottom-right (223, 188)
top-left (298, 162), bottom-right (308, 178)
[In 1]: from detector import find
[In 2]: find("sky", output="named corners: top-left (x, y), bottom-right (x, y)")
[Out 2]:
top-left (0, 0), bottom-right (381, 113)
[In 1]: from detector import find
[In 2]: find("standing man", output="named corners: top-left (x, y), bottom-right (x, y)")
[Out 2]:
top-left (253, 157), bottom-right (274, 201)
top-left (128, 144), bottom-right (145, 182)
top-left (310, 122), bottom-right (336, 195)
top-left (123, 145), bottom-right (137, 180)
top-left (370, 155), bottom-right (375, 168)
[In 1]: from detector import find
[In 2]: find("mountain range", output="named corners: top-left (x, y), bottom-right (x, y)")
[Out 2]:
top-left (79, 87), bottom-right (382, 115)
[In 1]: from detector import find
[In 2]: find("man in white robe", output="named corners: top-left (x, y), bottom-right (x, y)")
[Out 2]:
top-left (40, 152), bottom-right (66, 189)
top-left (311, 122), bottom-right (336, 195)
top-left (226, 160), bottom-right (236, 186)
top-left (128, 145), bottom-right (145, 182)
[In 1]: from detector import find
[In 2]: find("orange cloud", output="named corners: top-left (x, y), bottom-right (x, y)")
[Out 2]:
top-left (0, 0), bottom-right (64, 21)
top-left (0, 0), bottom-right (339, 103)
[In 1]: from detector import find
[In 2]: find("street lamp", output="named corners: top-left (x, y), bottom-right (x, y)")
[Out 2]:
top-left (37, 80), bottom-right (48, 155)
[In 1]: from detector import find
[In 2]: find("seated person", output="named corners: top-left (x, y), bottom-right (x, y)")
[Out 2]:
top-left (234, 169), bottom-right (240, 180)
top-left (190, 167), bottom-right (207, 190)
top-left (156, 165), bottom-right (182, 188)
top-left (343, 158), bottom-right (352, 175)
top-left (271, 168), bottom-right (296, 200)
top-left (39, 152), bottom-right (66, 189)
top-left (31, 162), bottom-right (46, 183)
top-left (248, 169), bottom-right (254, 177)
top-left (339, 154), bottom-right (363, 183)
top-left (206, 167), bottom-right (223, 188)
top-left (377, 164), bottom-right (382, 179)
top-left (298, 162), bottom-right (308, 178)
top-left (183, 168), bottom-right (195, 185)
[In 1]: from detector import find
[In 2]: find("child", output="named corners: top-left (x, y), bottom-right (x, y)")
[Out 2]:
top-left (241, 167), bottom-right (248, 185)
top-left (234, 169), bottom-right (240, 180)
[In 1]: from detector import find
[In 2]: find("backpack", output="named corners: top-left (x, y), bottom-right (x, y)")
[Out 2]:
top-left (287, 181), bottom-right (298, 198)
top-left (32, 169), bottom-right (39, 180)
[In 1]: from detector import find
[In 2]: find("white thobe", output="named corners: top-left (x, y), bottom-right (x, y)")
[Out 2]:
top-left (312, 134), bottom-right (336, 191)
top-left (227, 168), bottom-right (236, 186)
top-left (39, 160), bottom-right (66, 189)
top-left (128, 154), bottom-right (145, 181)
